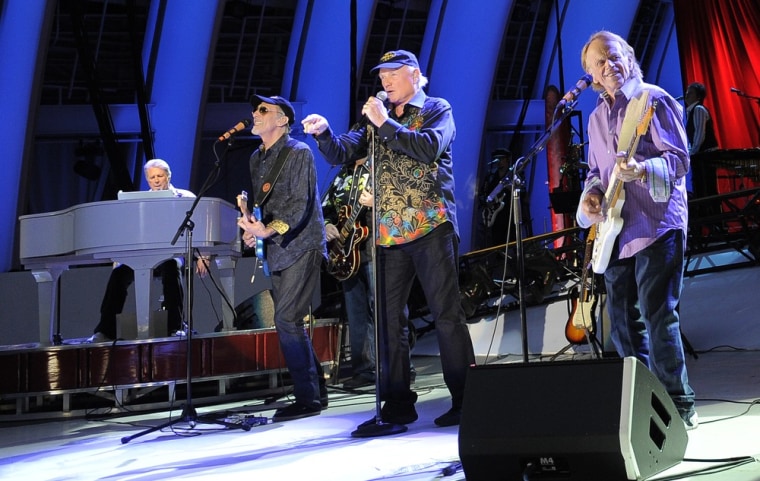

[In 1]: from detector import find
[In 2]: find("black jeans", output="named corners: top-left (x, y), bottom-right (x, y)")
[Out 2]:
top-left (376, 222), bottom-right (475, 408)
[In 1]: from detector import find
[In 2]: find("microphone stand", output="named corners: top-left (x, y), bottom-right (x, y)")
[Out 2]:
top-left (732, 88), bottom-right (760, 105)
top-left (487, 102), bottom-right (580, 363)
top-left (731, 88), bottom-right (760, 139)
top-left (351, 123), bottom-right (408, 438)
top-left (121, 140), bottom-right (249, 443)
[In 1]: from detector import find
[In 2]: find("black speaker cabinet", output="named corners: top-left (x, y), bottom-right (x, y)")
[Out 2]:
top-left (459, 357), bottom-right (688, 480)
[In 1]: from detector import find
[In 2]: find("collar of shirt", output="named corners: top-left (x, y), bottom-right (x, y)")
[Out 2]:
top-left (257, 133), bottom-right (290, 156)
top-left (618, 76), bottom-right (643, 102)
top-left (391, 90), bottom-right (427, 119)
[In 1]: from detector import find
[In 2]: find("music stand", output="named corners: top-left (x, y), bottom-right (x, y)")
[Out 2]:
top-left (121, 141), bottom-right (250, 444)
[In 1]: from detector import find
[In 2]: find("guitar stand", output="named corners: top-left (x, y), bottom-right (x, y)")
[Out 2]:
top-left (550, 332), bottom-right (603, 361)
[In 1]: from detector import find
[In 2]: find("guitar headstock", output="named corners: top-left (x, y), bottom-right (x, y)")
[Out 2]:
top-left (236, 190), bottom-right (251, 220)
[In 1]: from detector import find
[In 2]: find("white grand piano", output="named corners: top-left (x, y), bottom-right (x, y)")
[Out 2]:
top-left (19, 197), bottom-right (242, 345)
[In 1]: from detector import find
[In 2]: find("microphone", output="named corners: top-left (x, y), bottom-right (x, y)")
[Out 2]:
top-left (354, 91), bottom-right (388, 129)
top-left (730, 87), bottom-right (742, 94)
top-left (217, 119), bottom-right (251, 142)
top-left (675, 95), bottom-right (684, 101)
top-left (557, 74), bottom-right (594, 110)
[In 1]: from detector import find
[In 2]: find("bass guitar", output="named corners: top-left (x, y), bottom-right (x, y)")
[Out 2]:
top-left (237, 190), bottom-right (270, 276)
top-left (565, 226), bottom-right (597, 345)
top-left (591, 97), bottom-right (657, 274)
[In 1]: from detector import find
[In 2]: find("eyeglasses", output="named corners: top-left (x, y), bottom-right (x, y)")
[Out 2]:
top-left (254, 105), bottom-right (284, 116)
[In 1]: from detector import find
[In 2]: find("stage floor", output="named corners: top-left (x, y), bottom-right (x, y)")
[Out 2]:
top-left (1, 261), bottom-right (760, 480)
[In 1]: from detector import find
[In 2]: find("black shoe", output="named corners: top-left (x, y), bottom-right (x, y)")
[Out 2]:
top-left (272, 402), bottom-right (321, 422)
top-left (358, 395), bottom-right (419, 427)
top-left (320, 385), bottom-right (329, 408)
top-left (434, 407), bottom-right (461, 427)
top-left (357, 406), bottom-right (418, 428)
top-left (343, 375), bottom-right (375, 389)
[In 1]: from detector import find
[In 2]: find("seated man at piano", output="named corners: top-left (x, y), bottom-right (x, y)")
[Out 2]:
top-left (87, 158), bottom-right (210, 343)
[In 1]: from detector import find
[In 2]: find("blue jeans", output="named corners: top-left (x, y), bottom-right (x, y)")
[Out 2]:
top-left (604, 229), bottom-right (695, 415)
top-left (343, 260), bottom-right (376, 378)
top-left (377, 222), bottom-right (475, 407)
top-left (270, 249), bottom-right (324, 408)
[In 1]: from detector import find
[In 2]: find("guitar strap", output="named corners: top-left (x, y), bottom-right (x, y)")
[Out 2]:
top-left (254, 138), bottom-right (298, 207)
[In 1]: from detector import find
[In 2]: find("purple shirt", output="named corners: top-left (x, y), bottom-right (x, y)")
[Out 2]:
top-left (578, 78), bottom-right (690, 259)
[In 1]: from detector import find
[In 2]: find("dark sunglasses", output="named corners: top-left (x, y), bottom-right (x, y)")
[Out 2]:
top-left (254, 105), bottom-right (284, 116)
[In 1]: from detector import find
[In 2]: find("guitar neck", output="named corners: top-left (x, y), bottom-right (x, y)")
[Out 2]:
top-left (348, 204), bottom-right (365, 225)
top-left (605, 128), bottom-right (643, 210)
top-left (606, 177), bottom-right (624, 209)
top-left (580, 227), bottom-right (596, 286)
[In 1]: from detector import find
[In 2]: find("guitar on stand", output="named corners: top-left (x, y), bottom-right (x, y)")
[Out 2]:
top-left (565, 226), bottom-right (598, 345)
top-left (237, 190), bottom-right (270, 276)
top-left (591, 95), bottom-right (657, 274)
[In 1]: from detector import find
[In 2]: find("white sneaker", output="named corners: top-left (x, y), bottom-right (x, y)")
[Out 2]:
top-left (683, 411), bottom-right (699, 431)
top-left (86, 332), bottom-right (113, 343)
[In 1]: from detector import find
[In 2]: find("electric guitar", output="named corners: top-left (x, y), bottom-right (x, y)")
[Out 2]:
top-left (565, 227), bottom-right (597, 345)
top-left (327, 201), bottom-right (369, 281)
top-left (237, 190), bottom-right (270, 276)
top-left (591, 98), bottom-right (658, 274)
top-left (482, 190), bottom-right (506, 227)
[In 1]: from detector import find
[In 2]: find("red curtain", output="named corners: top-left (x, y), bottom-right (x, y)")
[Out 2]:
top-left (673, 0), bottom-right (760, 149)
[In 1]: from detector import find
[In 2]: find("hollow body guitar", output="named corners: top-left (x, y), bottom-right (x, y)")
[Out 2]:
top-left (591, 96), bottom-right (657, 274)
top-left (327, 202), bottom-right (369, 281)
top-left (237, 190), bottom-right (270, 276)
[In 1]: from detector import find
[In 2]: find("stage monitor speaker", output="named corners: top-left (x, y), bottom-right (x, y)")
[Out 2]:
top-left (458, 357), bottom-right (688, 481)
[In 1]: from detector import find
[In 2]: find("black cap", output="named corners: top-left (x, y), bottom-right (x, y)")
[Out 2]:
top-left (370, 50), bottom-right (420, 73)
top-left (492, 148), bottom-right (512, 158)
top-left (250, 94), bottom-right (295, 126)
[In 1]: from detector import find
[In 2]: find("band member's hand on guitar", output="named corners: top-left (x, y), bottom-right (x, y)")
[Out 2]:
top-left (237, 215), bottom-right (274, 248)
top-left (580, 192), bottom-right (604, 224)
top-left (359, 188), bottom-right (373, 208)
top-left (325, 222), bottom-right (340, 242)
top-left (614, 150), bottom-right (647, 182)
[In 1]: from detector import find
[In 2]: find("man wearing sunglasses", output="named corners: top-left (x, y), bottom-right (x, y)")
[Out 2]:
top-left (238, 95), bottom-right (328, 422)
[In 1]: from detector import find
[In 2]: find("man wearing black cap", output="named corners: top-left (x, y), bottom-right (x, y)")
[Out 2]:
top-left (238, 95), bottom-right (328, 422)
top-left (302, 50), bottom-right (475, 428)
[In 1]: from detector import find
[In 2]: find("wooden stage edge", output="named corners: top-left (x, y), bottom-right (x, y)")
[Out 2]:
top-left (0, 320), bottom-right (341, 421)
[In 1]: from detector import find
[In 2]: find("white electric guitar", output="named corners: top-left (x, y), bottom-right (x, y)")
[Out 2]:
top-left (591, 98), bottom-right (657, 274)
